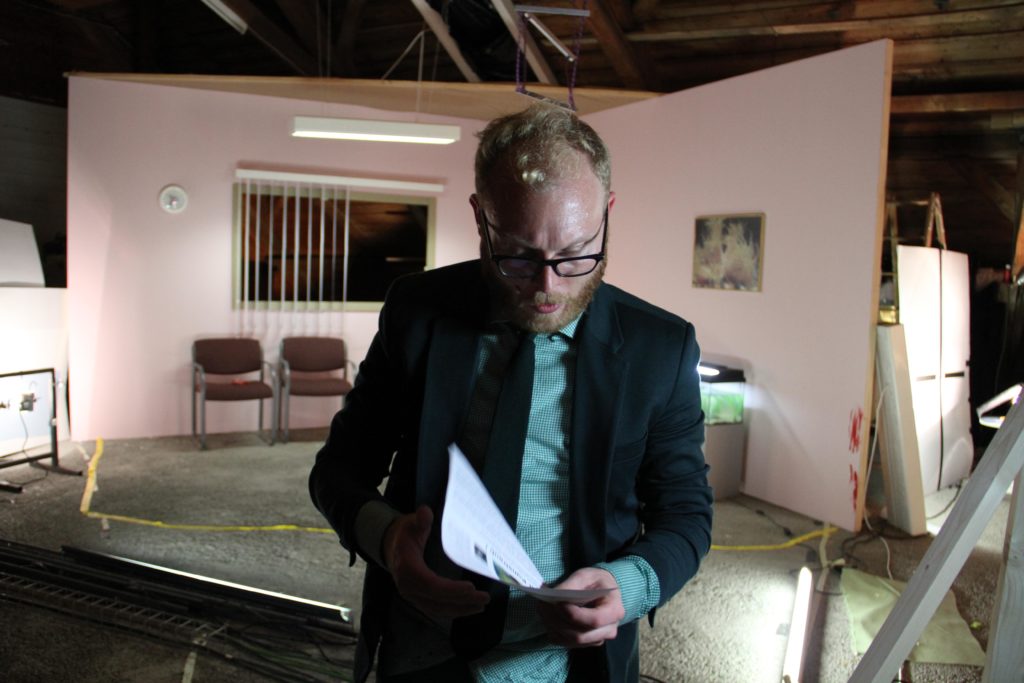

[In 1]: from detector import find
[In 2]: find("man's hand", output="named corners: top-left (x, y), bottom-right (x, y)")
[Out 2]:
top-left (536, 567), bottom-right (625, 648)
top-left (382, 504), bottom-right (490, 618)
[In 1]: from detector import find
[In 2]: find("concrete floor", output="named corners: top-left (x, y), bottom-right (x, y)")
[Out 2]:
top-left (0, 431), bottom-right (1009, 682)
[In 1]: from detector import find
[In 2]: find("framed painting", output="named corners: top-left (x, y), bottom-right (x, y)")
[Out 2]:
top-left (692, 213), bottom-right (765, 292)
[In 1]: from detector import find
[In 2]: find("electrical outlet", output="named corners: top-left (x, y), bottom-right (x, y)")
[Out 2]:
top-left (20, 393), bottom-right (35, 412)
top-left (0, 400), bottom-right (9, 410)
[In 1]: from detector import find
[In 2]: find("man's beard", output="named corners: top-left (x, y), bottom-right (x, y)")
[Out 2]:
top-left (485, 260), bottom-right (605, 334)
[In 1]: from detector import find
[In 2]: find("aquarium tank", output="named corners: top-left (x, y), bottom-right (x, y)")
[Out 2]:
top-left (698, 362), bottom-right (746, 425)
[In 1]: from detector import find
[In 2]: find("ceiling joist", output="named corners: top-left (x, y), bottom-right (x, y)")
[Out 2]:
top-left (950, 158), bottom-right (1017, 224)
top-left (491, 0), bottom-right (557, 85)
top-left (409, 0), bottom-right (481, 83)
top-left (587, 0), bottom-right (648, 90)
top-left (891, 91), bottom-right (1024, 115)
top-left (208, 0), bottom-right (319, 75)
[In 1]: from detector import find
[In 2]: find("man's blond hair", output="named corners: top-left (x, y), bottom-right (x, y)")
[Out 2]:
top-left (474, 103), bottom-right (611, 205)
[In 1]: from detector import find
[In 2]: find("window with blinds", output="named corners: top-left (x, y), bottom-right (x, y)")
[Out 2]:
top-left (233, 176), bottom-right (436, 311)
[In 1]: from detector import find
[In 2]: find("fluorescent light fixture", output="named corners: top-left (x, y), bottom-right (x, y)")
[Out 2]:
top-left (200, 0), bottom-right (247, 34)
top-left (697, 364), bottom-right (720, 377)
top-left (292, 116), bottom-right (461, 145)
top-left (782, 566), bottom-right (813, 683)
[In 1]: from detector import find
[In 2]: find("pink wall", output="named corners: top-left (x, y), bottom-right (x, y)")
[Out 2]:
top-left (68, 40), bottom-right (890, 528)
top-left (67, 78), bottom-right (481, 442)
top-left (587, 41), bottom-right (892, 529)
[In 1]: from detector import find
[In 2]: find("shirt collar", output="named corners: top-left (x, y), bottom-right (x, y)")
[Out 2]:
top-left (484, 313), bottom-right (583, 340)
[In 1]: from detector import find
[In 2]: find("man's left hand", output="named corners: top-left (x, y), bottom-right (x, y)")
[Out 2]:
top-left (535, 567), bottom-right (624, 648)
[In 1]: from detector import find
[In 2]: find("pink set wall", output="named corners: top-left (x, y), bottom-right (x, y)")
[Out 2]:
top-left (68, 40), bottom-right (891, 529)
top-left (589, 41), bottom-right (892, 530)
top-left (67, 78), bottom-right (481, 443)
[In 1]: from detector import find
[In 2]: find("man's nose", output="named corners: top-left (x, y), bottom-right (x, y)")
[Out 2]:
top-left (535, 263), bottom-right (559, 291)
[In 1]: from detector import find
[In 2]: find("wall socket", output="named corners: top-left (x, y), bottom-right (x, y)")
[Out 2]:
top-left (20, 393), bottom-right (35, 412)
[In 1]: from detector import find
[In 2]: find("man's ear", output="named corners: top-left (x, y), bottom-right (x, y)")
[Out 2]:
top-left (607, 191), bottom-right (616, 212)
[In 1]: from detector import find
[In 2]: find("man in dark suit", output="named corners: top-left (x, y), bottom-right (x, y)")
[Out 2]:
top-left (310, 103), bottom-right (712, 682)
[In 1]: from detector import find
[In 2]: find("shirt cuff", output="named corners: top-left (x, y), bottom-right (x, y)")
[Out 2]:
top-left (354, 500), bottom-right (403, 568)
top-left (594, 556), bottom-right (661, 624)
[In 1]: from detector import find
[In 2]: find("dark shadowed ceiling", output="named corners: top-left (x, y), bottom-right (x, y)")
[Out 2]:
top-left (2, 0), bottom-right (1022, 270)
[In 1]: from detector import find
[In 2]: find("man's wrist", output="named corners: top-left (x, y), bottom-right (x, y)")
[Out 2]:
top-left (594, 556), bottom-right (661, 623)
top-left (354, 500), bottom-right (403, 568)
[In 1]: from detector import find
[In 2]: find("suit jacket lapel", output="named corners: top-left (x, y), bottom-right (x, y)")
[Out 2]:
top-left (417, 314), bottom-right (482, 512)
top-left (569, 284), bottom-right (626, 567)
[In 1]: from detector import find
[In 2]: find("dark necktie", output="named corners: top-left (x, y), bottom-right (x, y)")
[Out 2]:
top-left (451, 330), bottom-right (535, 660)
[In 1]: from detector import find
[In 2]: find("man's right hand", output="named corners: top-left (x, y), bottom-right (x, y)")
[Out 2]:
top-left (382, 504), bottom-right (490, 618)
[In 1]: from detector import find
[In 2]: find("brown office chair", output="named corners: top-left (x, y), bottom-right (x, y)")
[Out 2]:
top-left (278, 336), bottom-right (354, 443)
top-left (191, 337), bottom-right (278, 449)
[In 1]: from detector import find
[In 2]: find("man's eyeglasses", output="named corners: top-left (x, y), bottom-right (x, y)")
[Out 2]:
top-left (480, 207), bottom-right (608, 279)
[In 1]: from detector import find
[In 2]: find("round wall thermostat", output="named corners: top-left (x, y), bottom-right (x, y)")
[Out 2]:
top-left (159, 184), bottom-right (189, 214)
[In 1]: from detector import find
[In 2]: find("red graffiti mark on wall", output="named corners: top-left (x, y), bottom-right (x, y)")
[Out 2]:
top-left (849, 407), bottom-right (864, 453)
top-left (849, 464), bottom-right (859, 512)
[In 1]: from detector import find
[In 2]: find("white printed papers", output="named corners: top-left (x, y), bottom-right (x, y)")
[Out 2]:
top-left (440, 444), bottom-right (614, 604)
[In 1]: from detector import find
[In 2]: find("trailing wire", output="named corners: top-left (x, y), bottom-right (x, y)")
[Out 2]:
top-left (861, 384), bottom-right (894, 579)
top-left (382, 28), bottom-right (429, 81)
top-left (926, 480), bottom-right (963, 520)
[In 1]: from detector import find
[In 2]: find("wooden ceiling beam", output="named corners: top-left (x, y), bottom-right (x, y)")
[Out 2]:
top-left (409, 0), bottom-right (481, 82)
top-left (212, 0), bottom-right (319, 75)
top-left (633, 0), bottom-right (663, 21)
top-left (950, 158), bottom-right (1017, 224)
top-left (587, 0), bottom-right (648, 90)
top-left (633, 6), bottom-right (1024, 42)
top-left (651, 0), bottom-right (1024, 22)
top-left (891, 91), bottom-right (1024, 115)
top-left (271, 0), bottom-right (319, 51)
top-left (333, 0), bottom-right (366, 77)
top-left (491, 0), bottom-right (557, 85)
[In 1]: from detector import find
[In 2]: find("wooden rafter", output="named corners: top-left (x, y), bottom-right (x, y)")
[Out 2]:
top-left (633, 0), bottom-right (662, 21)
top-left (270, 0), bottom-right (349, 77)
top-left (333, 0), bottom-right (367, 77)
top-left (213, 0), bottom-right (318, 75)
top-left (409, 0), bottom-right (481, 83)
top-left (950, 160), bottom-right (1016, 225)
top-left (491, 0), bottom-right (557, 85)
top-left (631, 5), bottom-right (1024, 42)
top-left (891, 91), bottom-right (1024, 115)
top-left (271, 0), bottom-right (319, 51)
top-left (587, 0), bottom-right (647, 90)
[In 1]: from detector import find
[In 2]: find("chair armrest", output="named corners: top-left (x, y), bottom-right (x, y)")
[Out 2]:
top-left (192, 362), bottom-right (206, 389)
top-left (261, 359), bottom-right (279, 388)
top-left (279, 358), bottom-right (291, 385)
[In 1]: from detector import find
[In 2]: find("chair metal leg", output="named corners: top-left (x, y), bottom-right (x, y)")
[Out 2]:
top-left (271, 388), bottom-right (278, 445)
top-left (199, 389), bottom-right (207, 450)
top-left (282, 389), bottom-right (290, 444)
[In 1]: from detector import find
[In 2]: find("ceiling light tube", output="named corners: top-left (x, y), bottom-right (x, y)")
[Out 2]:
top-left (292, 116), bottom-right (461, 145)
top-left (200, 0), bottom-right (247, 34)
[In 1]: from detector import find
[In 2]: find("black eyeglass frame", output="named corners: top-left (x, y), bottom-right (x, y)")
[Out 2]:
top-left (480, 206), bottom-right (608, 279)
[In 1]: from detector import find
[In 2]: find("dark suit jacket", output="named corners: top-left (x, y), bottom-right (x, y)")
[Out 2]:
top-left (309, 260), bottom-right (713, 682)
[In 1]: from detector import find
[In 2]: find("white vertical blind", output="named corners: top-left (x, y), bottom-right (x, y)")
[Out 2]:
top-left (233, 168), bottom-right (439, 342)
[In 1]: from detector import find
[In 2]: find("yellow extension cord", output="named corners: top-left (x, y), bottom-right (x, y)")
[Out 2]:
top-left (79, 438), bottom-right (333, 534)
top-left (80, 438), bottom-right (836, 550)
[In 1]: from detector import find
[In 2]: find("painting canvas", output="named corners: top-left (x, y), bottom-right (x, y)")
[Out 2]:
top-left (693, 213), bottom-right (765, 291)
